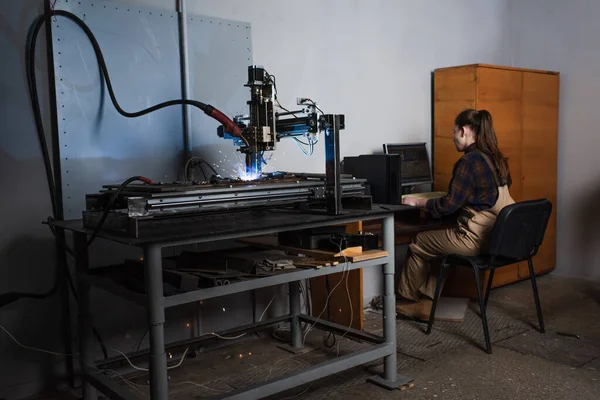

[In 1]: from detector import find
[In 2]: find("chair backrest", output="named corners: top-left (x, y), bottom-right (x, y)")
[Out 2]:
top-left (489, 199), bottom-right (553, 261)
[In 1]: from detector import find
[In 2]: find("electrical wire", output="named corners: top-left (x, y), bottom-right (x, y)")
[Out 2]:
top-left (95, 369), bottom-right (149, 398)
top-left (265, 71), bottom-right (321, 157)
top-left (28, 10), bottom-right (247, 144)
top-left (107, 348), bottom-right (190, 372)
top-left (330, 239), bottom-right (353, 358)
top-left (0, 323), bottom-right (72, 357)
top-left (135, 328), bottom-right (151, 352)
top-left (184, 157), bottom-right (216, 182)
top-left (302, 257), bottom-right (349, 346)
top-left (258, 294), bottom-right (276, 322)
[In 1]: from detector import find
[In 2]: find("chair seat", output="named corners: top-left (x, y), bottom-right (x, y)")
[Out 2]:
top-left (444, 254), bottom-right (523, 270)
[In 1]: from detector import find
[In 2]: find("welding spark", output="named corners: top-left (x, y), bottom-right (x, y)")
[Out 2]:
top-left (235, 164), bottom-right (261, 181)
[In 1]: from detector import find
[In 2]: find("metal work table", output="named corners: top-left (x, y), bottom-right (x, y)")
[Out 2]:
top-left (52, 205), bottom-right (413, 399)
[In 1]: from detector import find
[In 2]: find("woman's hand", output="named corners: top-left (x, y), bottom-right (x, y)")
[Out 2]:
top-left (402, 196), bottom-right (427, 208)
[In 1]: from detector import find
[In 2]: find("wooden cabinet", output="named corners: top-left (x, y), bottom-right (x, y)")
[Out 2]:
top-left (432, 64), bottom-right (559, 293)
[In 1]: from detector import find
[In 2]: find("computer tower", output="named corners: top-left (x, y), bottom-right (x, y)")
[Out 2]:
top-left (341, 154), bottom-right (402, 205)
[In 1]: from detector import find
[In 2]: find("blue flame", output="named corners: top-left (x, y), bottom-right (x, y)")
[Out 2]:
top-left (236, 164), bottom-right (261, 181)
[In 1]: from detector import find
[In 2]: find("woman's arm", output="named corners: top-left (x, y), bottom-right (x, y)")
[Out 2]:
top-left (426, 157), bottom-right (475, 218)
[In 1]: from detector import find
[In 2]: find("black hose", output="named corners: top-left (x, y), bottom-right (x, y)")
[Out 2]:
top-left (28, 10), bottom-right (212, 120)
top-left (6, 7), bottom-right (235, 308)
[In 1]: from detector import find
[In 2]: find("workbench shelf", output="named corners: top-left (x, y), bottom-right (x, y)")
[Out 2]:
top-left (51, 205), bottom-right (413, 400)
top-left (84, 255), bottom-right (391, 309)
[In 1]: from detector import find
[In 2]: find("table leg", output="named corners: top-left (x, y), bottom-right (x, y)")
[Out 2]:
top-left (57, 228), bottom-right (75, 388)
top-left (289, 281), bottom-right (302, 348)
top-left (277, 281), bottom-right (312, 355)
top-left (368, 214), bottom-right (413, 389)
top-left (73, 233), bottom-right (97, 400)
top-left (145, 244), bottom-right (168, 399)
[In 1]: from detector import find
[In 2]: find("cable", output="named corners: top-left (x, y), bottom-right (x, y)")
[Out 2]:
top-left (95, 369), bottom-right (149, 398)
top-left (135, 328), bottom-right (150, 352)
top-left (0, 323), bottom-right (71, 357)
top-left (258, 295), bottom-right (276, 322)
top-left (4, 8), bottom-right (244, 309)
top-left (28, 10), bottom-right (246, 143)
top-left (306, 98), bottom-right (325, 116)
top-left (184, 157), bottom-right (205, 182)
top-left (323, 276), bottom-right (336, 349)
top-left (302, 257), bottom-right (348, 346)
top-left (107, 348), bottom-right (190, 372)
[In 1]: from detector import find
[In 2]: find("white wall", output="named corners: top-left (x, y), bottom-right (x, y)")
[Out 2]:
top-left (507, 0), bottom-right (600, 281)
top-left (178, 0), bottom-right (512, 172)
top-left (0, 0), bottom-right (511, 398)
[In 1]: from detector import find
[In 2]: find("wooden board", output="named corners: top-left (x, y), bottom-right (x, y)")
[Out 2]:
top-left (238, 236), bottom-right (387, 262)
top-left (310, 271), bottom-right (363, 330)
top-left (433, 66), bottom-right (476, 192)
top-left (435, 63), bottom-right (559, 75)
top-left (519, 71), bottom-right (559, 276)
top-left (476, 66), bottom-right (524, 201)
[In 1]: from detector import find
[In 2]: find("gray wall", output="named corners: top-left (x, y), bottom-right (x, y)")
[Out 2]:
top-left (507, 0), bottom-right (600, 281)
top-left (0, 0), bottom-right (511, 398)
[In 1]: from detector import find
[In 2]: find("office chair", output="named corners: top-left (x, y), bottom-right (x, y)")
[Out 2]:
top-left (426, 199), bottom-right (553, 354)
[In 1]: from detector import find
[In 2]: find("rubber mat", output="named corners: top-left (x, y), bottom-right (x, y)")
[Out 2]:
top-left (395, 320), bottom-right (468, 360)
top-left (497, 331), bottom-right (600, 367)
top-left (428, 306), bottom-right (530, 349)
top-left (295, 335), bottom-right (373, 367)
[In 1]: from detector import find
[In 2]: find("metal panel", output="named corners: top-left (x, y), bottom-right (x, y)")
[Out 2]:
top-left (186, 14), bottom-right (253, 179)
top-left (52, 0), bottom-right (184, 220)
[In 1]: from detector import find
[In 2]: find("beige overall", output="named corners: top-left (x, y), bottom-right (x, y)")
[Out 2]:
top-left (397, 152), bottom-right (515, 302)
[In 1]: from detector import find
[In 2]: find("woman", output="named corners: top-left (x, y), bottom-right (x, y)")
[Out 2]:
top-left (397, 109), bottom-right (515, 320)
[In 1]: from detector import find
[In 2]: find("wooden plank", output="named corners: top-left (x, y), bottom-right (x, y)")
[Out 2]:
top-left (310, 270), bottom-right (363, 330)
top-left (238, 236), bottom-right (343, 260)
top-left (477, 66), bottom-right (523, 102)
top-left (476, 66), bottom-right (524, 202)
top-left (347, 249), bottom-right (388, 262)
top-left (434, 66), bottom-right (477, 101)
top-left (433, 137), bottom-right (461, 192)
top-left (432, 67), bottom-right (476, 193)
top-left (434, 100), bottom-right (476, 138)
top-left (518, 72), bottom-right (559, 276)
top-left (335, 246), bottom-right (363, 258)
top-left (435, 63), bottom-right (559, 75)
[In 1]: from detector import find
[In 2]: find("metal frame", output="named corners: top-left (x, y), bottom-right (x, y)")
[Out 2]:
top-left (55, 209), bottom-right (411, 399)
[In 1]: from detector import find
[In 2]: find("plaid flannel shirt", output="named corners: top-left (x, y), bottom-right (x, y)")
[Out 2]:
top-left (426, 144), bottom-right (510, 218)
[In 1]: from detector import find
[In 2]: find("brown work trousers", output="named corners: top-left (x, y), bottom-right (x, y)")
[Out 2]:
top-left (397, 185), bottom-right (515, 301)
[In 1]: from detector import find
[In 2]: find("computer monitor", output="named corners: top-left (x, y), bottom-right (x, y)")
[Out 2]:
top-left (341, 154), bottom-right (402, 205)
top-left (383, 142), bottom-right (432, 186)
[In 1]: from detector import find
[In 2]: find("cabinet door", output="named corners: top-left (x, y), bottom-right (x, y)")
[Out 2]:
top-left (433, 66), bottom-right (476, 191)
top-left (476, 67), bottom-right (524, 201)
top-left (476, 67), bottom-right (524, 283)
top-left (519, 72), bottom-right (559, 277)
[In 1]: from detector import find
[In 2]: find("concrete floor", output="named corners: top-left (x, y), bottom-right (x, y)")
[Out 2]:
top-left (37, 274), bottom-right (600, 399)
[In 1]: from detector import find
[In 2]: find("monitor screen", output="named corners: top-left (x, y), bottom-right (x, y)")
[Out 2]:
top-left (383, 142), bottom-right (432, 184)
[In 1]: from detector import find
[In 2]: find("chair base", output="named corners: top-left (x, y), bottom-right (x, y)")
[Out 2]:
top-left (426, 256), bottom-right (545, 354)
